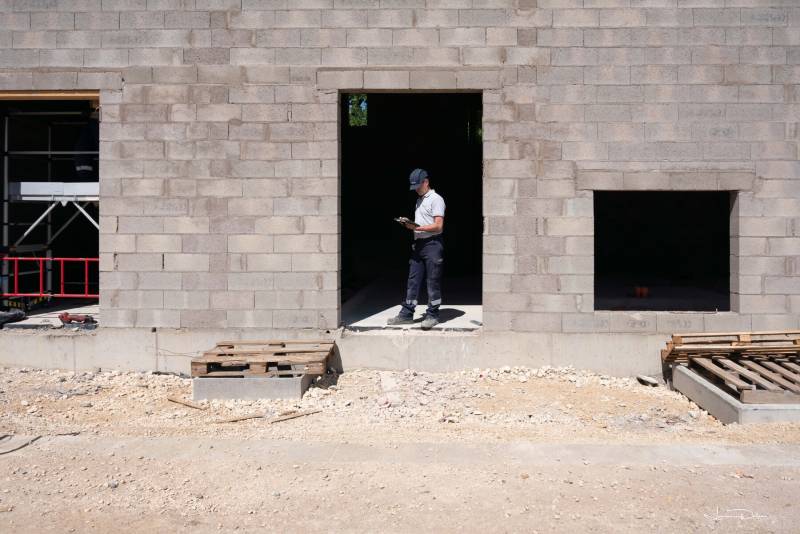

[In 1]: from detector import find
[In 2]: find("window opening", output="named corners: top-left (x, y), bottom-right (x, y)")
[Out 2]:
top-left (594, 191), bottom-right (732, 312)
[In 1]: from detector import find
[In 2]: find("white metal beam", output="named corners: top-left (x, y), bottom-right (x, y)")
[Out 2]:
top-left (47, 203), bottom-right (88, 246)
top-left (13, 201), bottom-right (58, 246)
top-left (71, 201), bottom-right (99, 230)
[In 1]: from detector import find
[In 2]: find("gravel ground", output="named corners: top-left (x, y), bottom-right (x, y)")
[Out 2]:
top-left (1, 365), bottom-right (799, 532)
top-left (1, 365), bottom-right (799, 445)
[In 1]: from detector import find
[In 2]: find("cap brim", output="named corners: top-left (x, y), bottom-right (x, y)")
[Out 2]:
top-left (409, 183), bottom-right (419, 190)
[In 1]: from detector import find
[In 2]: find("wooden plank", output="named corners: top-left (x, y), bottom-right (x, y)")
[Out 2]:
top-left (664, 330), bottom-right (800, 369)
top-left (193, 363), bottom-right (315, 376)
top-left (194, 370), bottom-right (256, 378)
top-left (196, 370), bottom-right (305, 378)
top-left (210, 348), bottom-right (331, 355)
top-left (217, 413), bottom-right (264, 423)
top-left (246, 362), bottom-right (268, 373)
top-left (216, 409), bottom-right (321, 425)
top-left (167, 396), bottom-right (207, 410)
top-left (674, 330), bottom-right (800, 339)
top-left (691, 358), bottom-right (755, 391)
top-left (195, 353), bottom-right (329, 365)
top-left (216, 339), bottom-right (333, 346)
top-left (672, 342), bottom-right (800, 351)
top-left (267, 409), bottom-right (321, 424)
top-left (740, 389), bottom-right (800, 404)
top-left (674, 355), bottom-right (799, 366)
top-left (192, 366), bottom-right (316, 378)
top-left (760, 361), bottom-right (800, 388)
top-left (196, 358), bottom-right (326, 368)
top-left (217, 360), bottom-right (248, 367)
top-left (201, 347), bottom-right (332, 357)
top-left (205, 358), bottom-right (274, 372)
top-left (668, 333), bottom-right (800, 349)
top-left (206, 345), bottom-right (331, 353)
top-left (671, 343), bottom-right (800, 353)
top-left (770, 360), bottom-right (800, 382)
top-left (191, 339), bottom-right (331, 377)
top-left (670, 336), bottom-right (797, 346)
top-left (674, 342), bottom-right (800, 350)
top-left (782, 361), bottom-right (800, 374)
top-left (714, 358), bottom-right (781, 391)
top-left (194, 360), bottom-right (325, 373)
top-left (738, 360), bottom-right (800, 394)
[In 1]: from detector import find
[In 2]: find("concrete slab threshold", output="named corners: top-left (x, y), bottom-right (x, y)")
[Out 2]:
top-left (344, 305), bottom-right (482, 332)
top-left (0, 327), bottom-right (667, 377)
top-left (192, 375), bottom-right (313, 401)
top-left (673, 365), bottom-right (800, 424)
top-left (340, 276), bottom-right (482, 331)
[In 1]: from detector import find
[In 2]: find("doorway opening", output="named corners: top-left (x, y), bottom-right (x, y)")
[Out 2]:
top-left (0, 99), bottom-right (99, 328)
top-left (594, 191), bottom-right (732, 312)
top-left (340, 93), bottom-right (483, 330)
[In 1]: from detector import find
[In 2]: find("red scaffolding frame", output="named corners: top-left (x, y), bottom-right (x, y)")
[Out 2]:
top-left (1, 256), bottom-right (98, 298)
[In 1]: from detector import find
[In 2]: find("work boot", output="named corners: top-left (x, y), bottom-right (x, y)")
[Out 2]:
top-left (387, 315), bottom-right (414, 326)
top-left (420, 315), bottom-right (439, 330)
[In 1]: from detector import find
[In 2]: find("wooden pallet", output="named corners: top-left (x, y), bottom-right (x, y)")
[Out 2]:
top-left (684, 355), bottom-right (800, 404)
top-left (662, 330), bottom-right (800, 365)
top-left (191, 339), bottom-right (334, 378)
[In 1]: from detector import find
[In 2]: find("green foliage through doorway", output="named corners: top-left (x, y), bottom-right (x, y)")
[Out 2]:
top-left (347, 94), bottom-right (367, 127)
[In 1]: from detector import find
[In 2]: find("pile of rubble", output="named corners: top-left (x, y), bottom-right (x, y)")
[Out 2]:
top-left (466, 365), bottom-right (649, 387)
top-left (0, 364), bottom-right (742, 443)
top-left (354, 366), bottom-right (690, 429)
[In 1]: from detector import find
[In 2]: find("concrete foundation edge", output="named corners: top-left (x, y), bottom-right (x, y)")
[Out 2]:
top-left (673, 365), bottom-right (800, 424)
top-left (0, 327), bottom-right (666, 377)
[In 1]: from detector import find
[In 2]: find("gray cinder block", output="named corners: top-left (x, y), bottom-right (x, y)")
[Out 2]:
top-left (192, 374), bottom-right (314, 400)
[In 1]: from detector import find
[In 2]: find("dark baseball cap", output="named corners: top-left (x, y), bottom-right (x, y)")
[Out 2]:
top-left (409, 168), bottom-right (428, 190)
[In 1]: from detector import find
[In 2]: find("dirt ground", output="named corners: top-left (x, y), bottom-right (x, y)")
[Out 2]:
top-left (1, 365), bottom-right (799, 532)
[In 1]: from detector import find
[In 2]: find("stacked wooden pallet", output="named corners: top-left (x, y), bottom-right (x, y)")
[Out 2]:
top-left (662, 330), bottom-right (800, 404)
top-left (191, 339), bottom-right (334, 378)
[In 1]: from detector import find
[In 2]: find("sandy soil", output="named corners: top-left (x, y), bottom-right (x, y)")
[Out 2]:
top-left (1, 365), bottom-right (799, 532)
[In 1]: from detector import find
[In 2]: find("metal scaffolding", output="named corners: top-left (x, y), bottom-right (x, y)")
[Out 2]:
top-left (1, 108), bottom-right (99, 298)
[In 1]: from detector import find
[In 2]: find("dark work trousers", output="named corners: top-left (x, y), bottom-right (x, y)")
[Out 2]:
top-left (399, 235), bottom-right (444, 319)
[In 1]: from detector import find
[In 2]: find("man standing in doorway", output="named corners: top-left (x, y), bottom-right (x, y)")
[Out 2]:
top-left (388, 168), bottom-right (446, 330)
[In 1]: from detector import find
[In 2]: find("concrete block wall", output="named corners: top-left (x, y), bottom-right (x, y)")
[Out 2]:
top-left (0, 0), bottom-right (797, 335)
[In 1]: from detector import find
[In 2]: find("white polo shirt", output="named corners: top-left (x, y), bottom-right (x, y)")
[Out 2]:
top-left (414, 189), bottom-right (446, 239)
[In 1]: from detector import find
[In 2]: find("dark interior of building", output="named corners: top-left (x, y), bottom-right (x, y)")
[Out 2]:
top-left (594, 191), bottom-right (731, 312)
top-left (340, 93), bottom-right (483, 324)
top-left (1, 100), bottom-right (99, 309)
